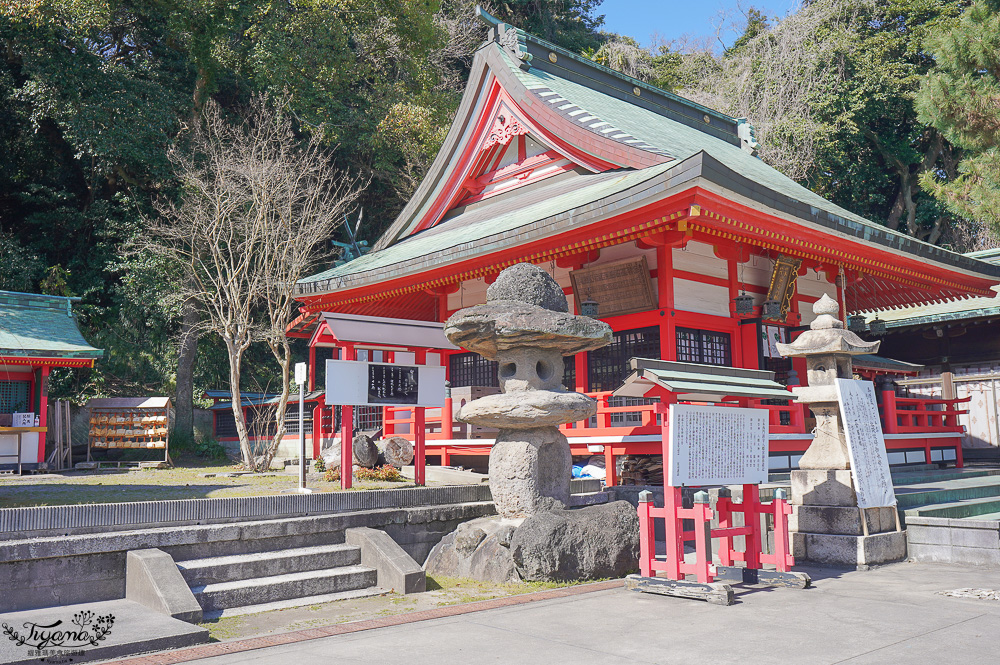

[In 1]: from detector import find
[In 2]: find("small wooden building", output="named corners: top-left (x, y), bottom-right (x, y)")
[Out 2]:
top-left (0, 290), bottom-right (102, 471)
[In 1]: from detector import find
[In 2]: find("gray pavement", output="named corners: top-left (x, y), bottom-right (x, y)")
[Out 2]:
top-left (182, 561), bottom-right (1000, 665)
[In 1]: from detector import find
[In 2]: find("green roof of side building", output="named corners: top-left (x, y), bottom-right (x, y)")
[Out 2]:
top-left (0, 291), bottom-right (103, 359)
top-left (297, 14), bottom-right (1000, 295)
top-left (875, 250), bottom-right (1000, 328)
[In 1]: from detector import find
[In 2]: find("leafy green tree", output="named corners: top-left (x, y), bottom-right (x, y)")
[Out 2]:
top-left (491, 0), bottom-right (605, 53)
top-left (917, 0), bottom-right (1000, 233)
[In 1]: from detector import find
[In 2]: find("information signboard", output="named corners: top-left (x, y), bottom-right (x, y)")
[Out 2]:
top-left (836, 379), bottom-right (897, 508)
top-left (325, 359), bottom-right (445, 407)
top-left (667, 404), bottom-right (769, 486)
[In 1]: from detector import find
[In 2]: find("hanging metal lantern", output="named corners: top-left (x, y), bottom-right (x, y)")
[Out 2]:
top-left (734, 292), bottom-right (754, 315)
top-left (848, 313), bottom-right (867, 333)
top-left (762, 299), bottom-right (782, 320)
top-left (580, 298), bottom-right (599, 317)
top-left (868, 317), bottom-right (887, 337)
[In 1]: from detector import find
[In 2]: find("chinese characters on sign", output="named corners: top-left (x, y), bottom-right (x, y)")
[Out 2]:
top-left (568, 256), bottom-right (656, 318)
top-left (667, 404), bottom-right (769, 486)
top-left (367, 364), bottom-right (419, 405)
top-left (836, 379), bottom-right (897, 508)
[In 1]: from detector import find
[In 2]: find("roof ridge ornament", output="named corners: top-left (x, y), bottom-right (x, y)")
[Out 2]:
top-left (737, 118), bottom-right (759, 156)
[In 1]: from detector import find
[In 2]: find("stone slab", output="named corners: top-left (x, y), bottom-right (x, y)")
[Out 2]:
top-left (345, 527), bottom-right (425, 594)
top-left (0, 599), bottom-right (207, 664)
top-left (791, 469), bottom-right (857, 506)
top-left (792, 530), bottom-right (907, 566)
top-left (790, 505), bottom-right (897, 535)
top-left (126, 549), bottom-right (202, 623)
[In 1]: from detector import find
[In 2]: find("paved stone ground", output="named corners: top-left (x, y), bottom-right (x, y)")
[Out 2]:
top-left (107, 561), bottom-right (1000, 665)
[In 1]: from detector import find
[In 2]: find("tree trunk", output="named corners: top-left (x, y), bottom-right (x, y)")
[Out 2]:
top-left (224, 337), bottom-right (253, 468)
top-left (378, 436), bottom-right (414, 467)
top-left (174, 296), bottom-right (200, 445)
top-left (260, 338), bottom-right (292, 472)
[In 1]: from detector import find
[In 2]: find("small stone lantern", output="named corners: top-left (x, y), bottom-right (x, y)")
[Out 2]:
top-left (776, 294), bottom-right (905, 567)
top-left (776, 293), bottom-right (879, 469)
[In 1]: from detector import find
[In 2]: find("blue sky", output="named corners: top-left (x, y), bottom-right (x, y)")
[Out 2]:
top-left (598, 0), bottom-right (801, 50)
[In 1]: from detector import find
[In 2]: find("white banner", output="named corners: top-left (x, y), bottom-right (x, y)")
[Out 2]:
top-left (667, 404), bottom-right (769, 486)
top-left (836, 379), bottom-right (897, 508)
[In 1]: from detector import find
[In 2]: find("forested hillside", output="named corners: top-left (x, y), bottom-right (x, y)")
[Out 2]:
top-left (1, 0), bottom-right (996, 427)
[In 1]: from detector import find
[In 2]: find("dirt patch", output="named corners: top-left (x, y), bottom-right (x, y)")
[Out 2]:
top-left (202, 575), bottom-right (582, 642)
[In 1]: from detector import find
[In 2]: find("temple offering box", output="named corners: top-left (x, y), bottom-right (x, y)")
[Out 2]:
top-left (86, 397), bottom-right (171, 455)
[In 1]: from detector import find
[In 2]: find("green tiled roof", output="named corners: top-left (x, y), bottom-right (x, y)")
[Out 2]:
top-left (297, 22), bottom-right (1000, 295)
top-left (298, 164), bottom-right (673, 287)
top-left (0, 291), bottom-right (103, 359)
top-left (874, 249), bottom-right (1000, 328)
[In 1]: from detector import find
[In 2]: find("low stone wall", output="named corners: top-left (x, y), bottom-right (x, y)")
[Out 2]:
top-left (907, 516), bottom-right (1000, 567)
top-left (0, 484), bottom-right (493, 540)
top-left (0, 502), bottom-right (494, 613)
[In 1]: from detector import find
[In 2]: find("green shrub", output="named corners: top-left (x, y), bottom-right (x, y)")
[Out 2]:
top-left (355, 465), bottom-right (403, 482)
top-left (313, 456), bottom-right (326, 472)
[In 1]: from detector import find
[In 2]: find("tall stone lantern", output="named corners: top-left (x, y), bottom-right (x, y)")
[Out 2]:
top-left (444, 263), bottom-right (613, 518)
top-left (776, 294), bottom-right (906, 566)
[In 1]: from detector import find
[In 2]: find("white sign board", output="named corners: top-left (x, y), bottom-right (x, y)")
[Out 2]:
top-left (667, 404), bottom-right (769, 486)
top-left (836, 379), bottom-right (897, 508)
top-left (11, 413), bottom-right (34, 428)
top-left (294, 362), bottom-right (307, 386)
top-left (325, 359), bottom-right (445, 407)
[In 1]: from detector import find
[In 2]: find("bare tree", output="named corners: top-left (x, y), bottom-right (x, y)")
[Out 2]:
top-left (142, 96), bottom-right (361, 470)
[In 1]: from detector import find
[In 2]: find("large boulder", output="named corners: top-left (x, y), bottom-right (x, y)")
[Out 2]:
top-left (424, 517), bottom-right (520, 584)
top-left (509, 501), bottom-right (640, 581)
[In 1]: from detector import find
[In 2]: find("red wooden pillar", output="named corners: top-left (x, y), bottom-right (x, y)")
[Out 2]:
top-left (743, 483), bottom-right (762, 570)
top-left (604, 444), bottom-right (616, 487)
top-left (37, 366), bottom-right (49, 464)
top-left (663, 486), bottom-right (683, 580)
top-left (311, 402), bottom-right (323, 459)
top-left (340, 343), bottom-right (356, 490)
top-left (656, 242), bottom-right (675, 361)
top-left (308, 344), bottom-right (316, 392)
top-left (414, 348), bottom-right (427, 486)
top-left (637, 492), bottom-right (655, 577)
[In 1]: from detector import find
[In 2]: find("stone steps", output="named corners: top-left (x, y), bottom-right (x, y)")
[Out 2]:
top-left (891, 468), bottom-right (1000, 486)
top-left (895, 476), bottom-right (1000, 509)
top-left (904, 496), bottom-right (1000, 520)
top-left (177, 544), bottom-right (361, 586)
top-left (191, 564), bottom-right (378, 612)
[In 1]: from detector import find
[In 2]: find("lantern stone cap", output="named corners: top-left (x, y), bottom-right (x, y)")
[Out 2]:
top-left (444, 263), bottom-right (612, 360)
top-left (777, 294), bottom-right (880, 358)
top-left (445, 301), bottom-right (612, 359)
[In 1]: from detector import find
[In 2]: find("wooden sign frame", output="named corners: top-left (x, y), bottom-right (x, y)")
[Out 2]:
top-left (569, 256), bottom-right (656, 318)
top-left (765, 254), bottom-right (802, 319)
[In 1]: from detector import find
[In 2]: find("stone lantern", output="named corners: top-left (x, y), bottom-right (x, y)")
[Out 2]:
top-left (444, 263), bottom-right (613, 518)
top-left (776, 294), bottom-right (905, 567)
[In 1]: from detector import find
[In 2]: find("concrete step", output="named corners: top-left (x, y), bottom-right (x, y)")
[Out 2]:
top-left (904, 496), bottom-right (1000, 520)
top-left (895, 477), bottom-right (1000, 509)
top-left (176, 544), bottom-right (361, 586)
top-left (192, 564), bottom-right (378, 612)
top-left (202, 586), bottom-right (390, 620)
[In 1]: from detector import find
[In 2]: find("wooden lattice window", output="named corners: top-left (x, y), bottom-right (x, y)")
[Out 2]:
top-left (449, 352), bottom-right (499, 388)
top-left (0, 381), bottom-right (30, 413)
top-left (587, 326), bottom-right (661, 392)
top-left (676, 327), bottom-right (732, 366)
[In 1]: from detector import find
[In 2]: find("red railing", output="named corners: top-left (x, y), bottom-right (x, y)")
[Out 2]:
top-left (880, 391), bottom-right (970, 434)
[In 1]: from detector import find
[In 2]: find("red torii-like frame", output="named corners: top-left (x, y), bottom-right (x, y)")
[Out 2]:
top-left (288, 311), bottom-right (458, 489)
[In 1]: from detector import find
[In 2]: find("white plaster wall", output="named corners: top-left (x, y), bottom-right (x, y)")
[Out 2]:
top-left (673, 241), bottom-right (727, 280)
top-left (673, 279), bottom-right (730, 317)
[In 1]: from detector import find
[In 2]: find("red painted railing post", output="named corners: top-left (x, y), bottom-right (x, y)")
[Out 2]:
top-left (716, 487), bottom-right (733, 567)
top-left (383, 406), bottom-right (394, 436)
top-left (743, 484), bottom-right (762, 571)
top-left (638, 490), bottom-right (654, 578)
top-left (664, 486), bottom-right (683, 580)
top-left (443, 392), bottom-right (454, 441)
top-left (882, 391), bottom-right (899, 434)
top-left (693, 490), bottom-right (714, 584)
top-left (772, 488), bottom-right (794, 572)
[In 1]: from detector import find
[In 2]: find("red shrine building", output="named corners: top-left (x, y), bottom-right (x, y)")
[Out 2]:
top-left (286, 13), bottom-right (1000, 484)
